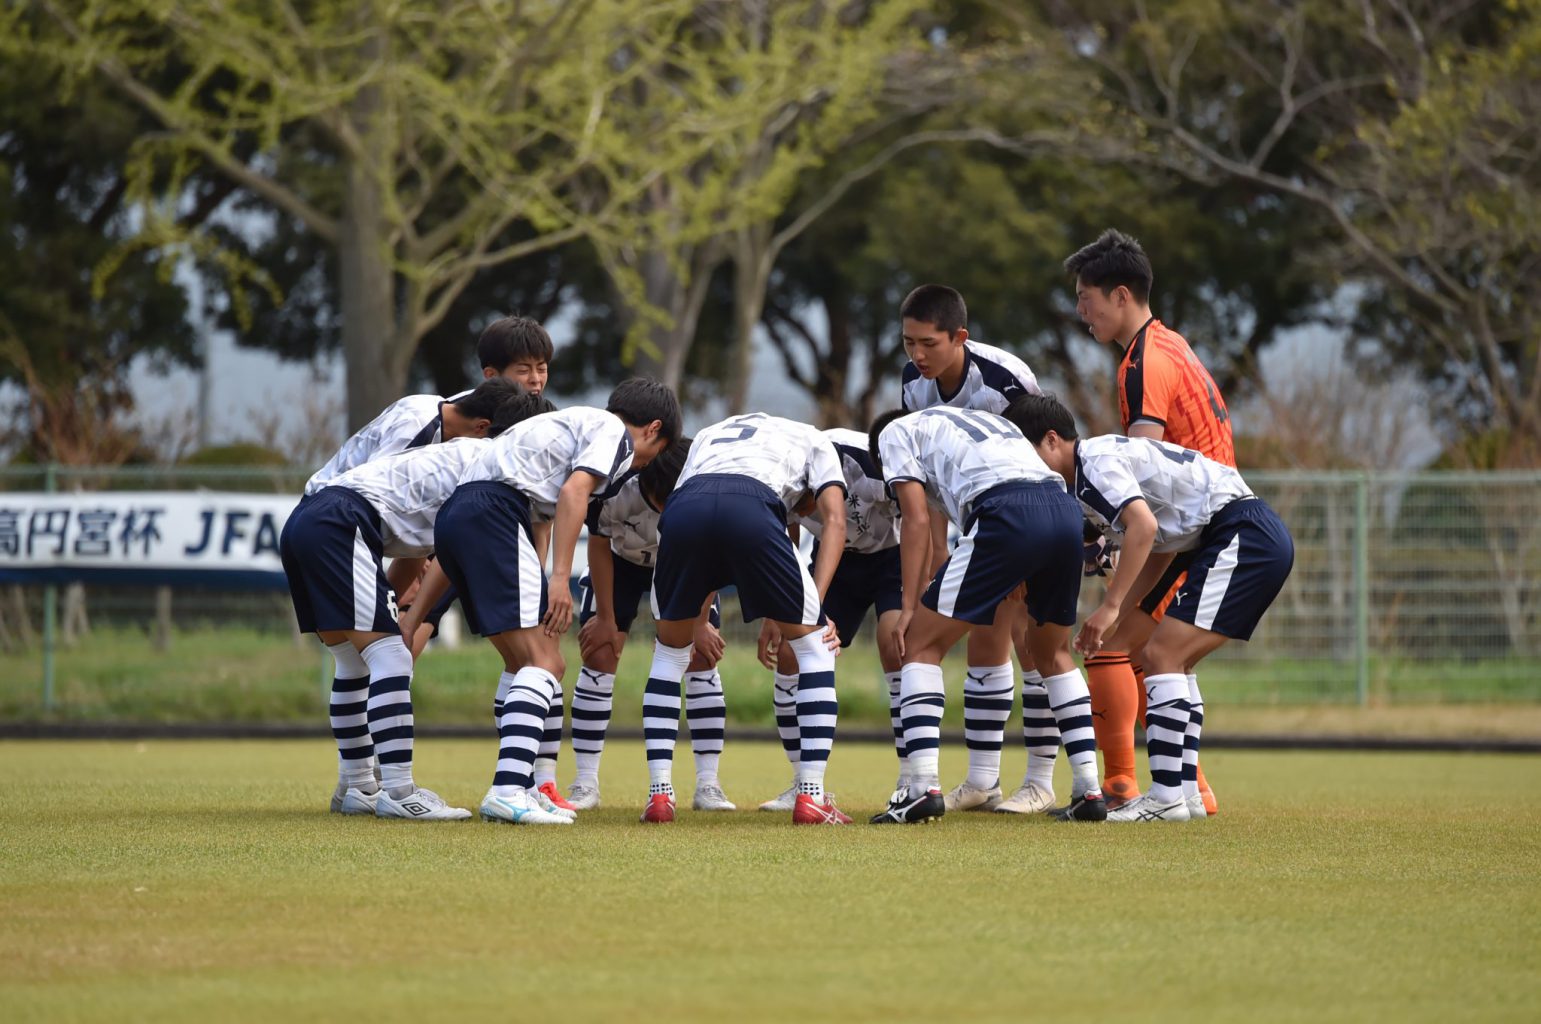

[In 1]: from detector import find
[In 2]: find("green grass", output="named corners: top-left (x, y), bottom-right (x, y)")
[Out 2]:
top-left (2, 739), bottom-right (1539, 1022)
top-left (3, 628), bottom-right (1540, 729)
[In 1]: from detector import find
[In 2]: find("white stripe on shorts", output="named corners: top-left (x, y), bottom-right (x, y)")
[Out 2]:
top-left (936, 522), bottom-right (978, 619)
top-left (351, 526), bottom-right (378, 631)
top-left (1194, 533), bottom-right (1242, 632)
top-left (517, 523), bottom-right (544, 630)
top-left (798, 552), bottom-right (822, 627)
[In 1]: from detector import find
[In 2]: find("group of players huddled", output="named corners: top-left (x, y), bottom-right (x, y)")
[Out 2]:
top-left (279, 230), bottom-right (1295, 827)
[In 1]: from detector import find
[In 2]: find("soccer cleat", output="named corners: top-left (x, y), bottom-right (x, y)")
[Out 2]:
top-left (337, 786), bottom-right (380, 816)
top-left (944, 780), bottom-right (1003, 812)
top-left (993, 782), bottom-right (1056, 815)
top-left (758, 784), bottom-right (798, 812)
top-left (869, 785), bottom-right (945, 825)
top-left (692, 784), bottom-right (737, 812)
top-left (537, 781), bottom-right (579, 812)
top-left (1185, 793), bottom-right (1209, 819)
top-left (1049, 790), bottom-right (1109, 822)
top-left (792, 793), bottom-right (851, 825)
top-left (1200, 784), bottom-right (1219, 816)
top-left (480, 788), bottom-right (572, 826)
top-left (375, 787), bottom-right (472, 821)
top-left (640, 793), bottom-right (677, 823)
top-left (1102, 775), bottom-right (1141, 810)
top-left (1107, 794), bottom-right (1192, 822)
top-left (533, 787), bottom-right (578, 821)
top-left (567, 782), bottom-right (601, 810)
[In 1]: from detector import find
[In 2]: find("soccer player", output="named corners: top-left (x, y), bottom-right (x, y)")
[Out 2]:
top-left (758, 427), bottom-right (904, 811)
top-left (281, 386), bottom-right (549, 820)
top-left (1006, 394), bottom-right (1294, 821)
top-left (644, 412), bottom-right (850, 825)
top-left (565, 440), bottom-right (733, 812)
top-left (866, 406), bottom-right (1103, 824)
top-left (402, 379), bottom-right (681, 826)
top-left (896, 284), bottom-right (1059, 816)
top-left (472, 314), bottom-right (553, 396)
top-left (1064, 229), bottom-right (1235, 812)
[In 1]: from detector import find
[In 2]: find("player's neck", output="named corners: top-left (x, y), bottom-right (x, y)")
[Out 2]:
top-left (935, 348), bottom-right (968, 395)
top-left (1120, 309), bottom-right (1156, 346)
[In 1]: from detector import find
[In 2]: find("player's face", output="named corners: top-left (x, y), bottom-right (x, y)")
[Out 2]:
top-left (1075, 280), bottom-right (1138, 344)
top-left (629, 424), bottom-right (670, 469)
top-left (491, 360), bottom-right (548, 395)
top-left (901, 318), bottom-right (966, 379)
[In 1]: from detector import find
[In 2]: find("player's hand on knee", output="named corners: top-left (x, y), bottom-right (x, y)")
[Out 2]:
top-left (892, 608), bottom-right (914, 660)
top-left (757, 620), bottom-right (782, 670)
top-left (821, 618), bottom-right (841, 654)
top-left (543, 589), bottom-right (575, 637)
top-left (1074, 601), bottom-right (1119, 657)
top-left (693, 622), bottom-right (725, 667)
top-left (578, 615), bottom-right (619, 661)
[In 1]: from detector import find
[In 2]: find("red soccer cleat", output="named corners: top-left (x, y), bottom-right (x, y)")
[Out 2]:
top-left (792, 792), bottom-right (851, 825)
top-left (640, 793), bottom-right (676, 823)
top-left (537, 781), bottom-right (578, 812)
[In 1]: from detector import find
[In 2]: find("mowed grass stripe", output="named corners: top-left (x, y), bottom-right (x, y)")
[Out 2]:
top-left (1, 740), bottom-right (1538, 1023)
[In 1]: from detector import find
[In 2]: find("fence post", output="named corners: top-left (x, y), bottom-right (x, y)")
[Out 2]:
top-left (1353, 472), bottom-right (1370, 707)
top-left (42, 462), bottom-right (58, 712)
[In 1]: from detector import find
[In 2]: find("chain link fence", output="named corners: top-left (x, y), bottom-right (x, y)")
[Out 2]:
top-left (1, 465), bottom-right (1537, 711)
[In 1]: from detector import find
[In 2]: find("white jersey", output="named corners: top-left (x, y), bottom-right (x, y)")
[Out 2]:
top-left (304, 394), bottom-right (444, 496)
top-left (679, 413), bottom-right (846, 513)
top-left (458, 406), bottom-right (634, 521)
top-left (1074, 435), bottom-right (1253, 553)
top-left (900, 340), bottom-right (1040, 414)
top-left (587, 475), bottom-right (661, 567)
top-left (877, 407), bottom-right (1063, 525)
top-left (333, 437), bottom-right (489, 558)
top-left (796, 428), bottom-right (899, 554)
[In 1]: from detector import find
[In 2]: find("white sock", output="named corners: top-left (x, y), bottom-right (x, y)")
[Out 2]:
top-left (900, 662), bottom-right (945, 790)
top-left (962, 663), bottom-right (1013, 789)
top-left (361, 636), bottom-right (415, 797)
top-left (885, 671), bottom-right (907, 782)
top-left (1044, 669), bottom-right (1099, 797)
top-left (643, 641), bottom-right (693, 794)
top-left (1143, 673), bottom-right (1191, 805)
top-left (789, 632), bottom-right (838, 800)
top-left (1182, 673), bottom-right (1204, 799)
top-left (571, 667), bottom-right (615, 787)
top-left (685, 670), bottom-right (726, 786)
top-left (772, 671), bottom-right (799, 768)
top-left (1020, 670), bottom-right (1057, 790)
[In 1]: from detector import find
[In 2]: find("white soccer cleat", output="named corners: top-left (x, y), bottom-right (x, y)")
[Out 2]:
top-left (480, 788), bottom-right (573, 826)
top-left (1107, 794), bottom-right (1192, 822)
top-left (567, 782), bottom-right (602, 810)
top-left (532, 786), bottom-right (578, 821)
top-left (1185, 793), bottom-right (1208, 819)
top-left (692, 783), bottom-right (737, 811)
top-left (375, 787), bottom-right (471, 821)
top-left (337, 786), bottom-right (380, 815)
top-left (758, 784), bottom-right (797, 812)
top-left (944, 780), bottom-right (1003, 812)
top-left (993, 782), bottom-right (1056, 815)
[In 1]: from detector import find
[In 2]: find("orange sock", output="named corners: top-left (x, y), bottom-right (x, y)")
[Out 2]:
top-left (1133, 662), bottom-right (1147, 728)
top-left (1086, 652), bottom-right (1138, 783)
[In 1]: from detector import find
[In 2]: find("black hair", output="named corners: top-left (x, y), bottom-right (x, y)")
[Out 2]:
top-left (638, 437), bottom-right (692, 503)
top-left (899, 284), bottom-right (968, 335)
top-left (477, 315), bottom-right (554, 370)
top-left (488, 386), bottom-right (557, 437)
top-left (606, 377), bottom-right (682, 445)
top-left (1062, 229), bottom-right (1153, 304)
top-left (866, 408), bottom-right (910, 478)
top-left (1003, 393), bottom-right (1079, 445)
top-left (450, 377), bottom-right (523, 422)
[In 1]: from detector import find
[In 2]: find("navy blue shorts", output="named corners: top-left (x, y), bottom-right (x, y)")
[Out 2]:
top-left (922, 481), bottom-right (1083, 628)
top-left (578, 556), bottom-right (721, 633)
top-left (653, 475), bottom-right (826, 626)
top-left (814, 540), bottom-right (902, 648)
top-left (433, 482), bottom-right (547, 637)
top-left (1166, 498), bottom-right (1294, 641)
top-left (279, 487), bottom-right (400, 635)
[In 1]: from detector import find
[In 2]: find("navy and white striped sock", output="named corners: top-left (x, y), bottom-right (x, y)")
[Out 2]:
top-left (1044, 669), bottom-right (1100, 796)
top-left (492, 670), bottom-right (514, 733)
top-left (643, 642), bottom-right (693, 795)
top-left (963, 663), bottom-right (1013, 789)
top-left (492, 667), bottom-right (556, 797)
top-left (1020, 670), bottom-right (1058, 790)
top-left (885, 671), bottom-right (906, 777)
top-left (788, 632), bottom-right (837, 800)
top-left (1143, 673), bottom-right (1191, 804)
top-left (1182, 673), bottom-right (1204, 799)
top-left (362, 637), bottom-right (416, 796)
top-left (326, 642), bottom-right (375, 790)
top-left (685, 670), bottom-right (726, 785)
top-left (571, 667), bottom-right (615, 787)
top-left (532, 679), bottom-right (565, 787)
top-left (772, 671), bottom-right (799, 768)
top-left (900, 662), bottom-right (946, 790)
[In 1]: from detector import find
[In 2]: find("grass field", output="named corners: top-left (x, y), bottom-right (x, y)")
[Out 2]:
top-left (2, 739), bottom-right (1539, 1022)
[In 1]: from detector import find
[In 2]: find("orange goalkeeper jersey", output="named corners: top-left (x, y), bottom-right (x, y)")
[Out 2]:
top-left (1117, 318), bottom-right (1236, 467)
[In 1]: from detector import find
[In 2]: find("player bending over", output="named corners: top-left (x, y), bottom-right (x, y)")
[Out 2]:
top-left (401, 379), bottom-right (681, 826)
top-left (564, 440), bottom-right (733, 812)
top-left (867, 406), bottom-right (1104, 824)
top-left (758, 427), bottom-right (904, 811)
top-left (1006, 394), bottom-right (1294, 822)
top-left (644, 412), bottom-right (850, 825)
top-left (282, 386), bottom-right (548, 820)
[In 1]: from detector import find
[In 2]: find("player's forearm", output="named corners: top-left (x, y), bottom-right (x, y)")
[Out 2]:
top-left (548, 489), bottom-right (590, 582)
top-left (927, 514), bottom-right (949, 576)
top-left (532, 521), bottom-right (552, 565)
top-left (898, 511), bottom-right (932, 612)
top-left (588, 536), bottom-right (617, 622)
top-left (811, 533), bottom-right (843, 601)
top-left (385, 556), bottom-right (425, 598)
top-left (411, 560), bottom-right (451, 617)
top-left (1102, 518), bottom-right (1156, 609)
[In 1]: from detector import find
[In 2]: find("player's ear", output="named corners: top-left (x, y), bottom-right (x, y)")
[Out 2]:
top-left (471, 417), bottom-right (492, 438)
top-left (953, 327), bottom-right (969, 345)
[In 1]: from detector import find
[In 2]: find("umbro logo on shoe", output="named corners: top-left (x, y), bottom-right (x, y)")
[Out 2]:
top-left (402, 801), bottom-right (429, 815)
